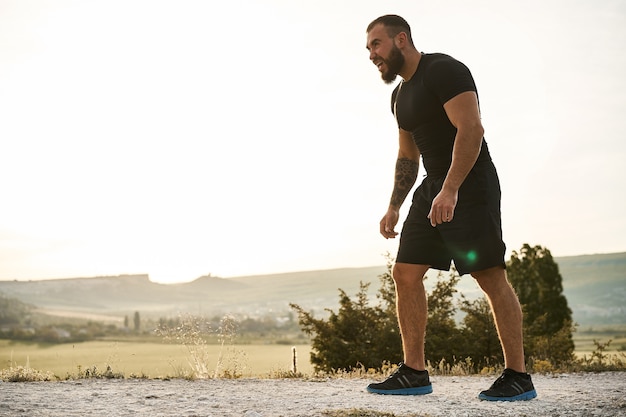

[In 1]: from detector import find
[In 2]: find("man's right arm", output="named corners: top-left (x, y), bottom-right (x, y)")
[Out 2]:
top-left (380, 128), bottom-right (420, 239)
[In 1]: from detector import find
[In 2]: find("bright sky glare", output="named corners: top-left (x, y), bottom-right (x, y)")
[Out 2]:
top-left (1, 0), bottom-right (625, 283)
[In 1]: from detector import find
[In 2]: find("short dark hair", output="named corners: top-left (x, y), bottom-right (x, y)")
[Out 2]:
top-left (366, 14), bottom-right (414, 46)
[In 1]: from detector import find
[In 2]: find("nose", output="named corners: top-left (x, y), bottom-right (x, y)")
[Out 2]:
top-left (369, 50), bottom-right (377, 61)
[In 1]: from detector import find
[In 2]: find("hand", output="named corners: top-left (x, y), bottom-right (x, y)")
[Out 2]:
top-left (428, 188), bottom-right (458, 227)
top-left (380, 208), bottom-right (400, 239)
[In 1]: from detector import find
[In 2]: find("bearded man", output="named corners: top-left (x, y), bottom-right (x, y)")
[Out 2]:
top-left (364, 14), bottom-right (537, 402)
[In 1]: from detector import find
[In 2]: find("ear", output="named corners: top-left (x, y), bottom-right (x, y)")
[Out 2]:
top-left (394, 31), bottom-right (408, 48)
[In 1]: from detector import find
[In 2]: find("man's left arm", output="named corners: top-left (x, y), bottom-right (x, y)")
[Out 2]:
top-left (428, 91), bottom-right (485, 226)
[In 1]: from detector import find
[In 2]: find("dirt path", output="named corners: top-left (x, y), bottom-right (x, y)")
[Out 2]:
top-left (1, 372), bottom-right (625, 416)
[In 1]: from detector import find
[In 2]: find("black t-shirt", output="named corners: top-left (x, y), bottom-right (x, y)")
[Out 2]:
top-left (391, 53), bottom-right (492, 177)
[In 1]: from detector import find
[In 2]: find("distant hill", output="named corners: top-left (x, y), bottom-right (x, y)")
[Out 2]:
top-left (554, 252), bottom-right (626, 325)
top-left (0, 253), bottom-right (624, 326)
top-left (0, 267), bottom-right (388, 319)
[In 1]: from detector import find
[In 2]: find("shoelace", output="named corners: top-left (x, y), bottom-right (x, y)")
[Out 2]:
top-left (385, 368), bottom-right (404, 380)
top-left (490, 373), bottom-right (508, 387)
top-left (384, 364), bottom-right (415, 381)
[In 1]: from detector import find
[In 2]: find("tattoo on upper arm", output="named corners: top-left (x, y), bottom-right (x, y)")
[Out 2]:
top-left (390, 157), bottom-right (418, 207)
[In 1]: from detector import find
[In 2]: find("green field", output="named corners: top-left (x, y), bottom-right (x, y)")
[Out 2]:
top-left (2, 324), bottom-right (624, 379)
top-left (0, 340), bottom-right (313, 378)
top-left (573, 324), bottom-right (626, 355)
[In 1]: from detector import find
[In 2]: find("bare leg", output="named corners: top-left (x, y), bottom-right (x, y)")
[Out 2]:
top-left (472, 266), bottom-right (526, 372)
top-left (392, 262), bottom-right (430, 371)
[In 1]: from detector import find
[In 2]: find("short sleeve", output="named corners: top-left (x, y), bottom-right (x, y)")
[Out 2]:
top-left (390, 84), bottom-right (401, 116)
top-left (423, 57), bottom-right (477, 104)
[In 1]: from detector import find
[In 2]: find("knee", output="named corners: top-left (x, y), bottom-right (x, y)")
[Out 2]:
top-left (392, 263), bottom-right (428, 288)
top-left (472, 266), bottom-right (509, 294)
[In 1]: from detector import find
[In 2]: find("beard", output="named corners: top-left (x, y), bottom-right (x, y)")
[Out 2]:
top-left (381, 44), bottom-right (405, 84)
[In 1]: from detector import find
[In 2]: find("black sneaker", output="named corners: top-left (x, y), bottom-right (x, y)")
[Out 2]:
top-left (478, 368), bottom-right (537, 401)
top-left (367, 363), bottom-right (433, 395)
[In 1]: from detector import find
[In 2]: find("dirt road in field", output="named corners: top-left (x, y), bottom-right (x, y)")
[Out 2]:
top-left (1, 372), bottom-right (624, 417)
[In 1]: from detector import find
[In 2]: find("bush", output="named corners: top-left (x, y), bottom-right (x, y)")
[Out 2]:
top-left (291, 245), bottom-right (582, 374)
top-left (507, 244), bottom-right (575, 365)
top-left (0, 366), bottom-right (55, 382)
top-left (290, 259), bottom-right (469, 373)
top-left (291, 281), bottom-right (402, 373)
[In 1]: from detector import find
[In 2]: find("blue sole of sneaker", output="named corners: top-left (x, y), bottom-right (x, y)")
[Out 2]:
top-left (478, 389), bottom-right (537, 401)
top-left (367, 385), bottom-right (433, 395)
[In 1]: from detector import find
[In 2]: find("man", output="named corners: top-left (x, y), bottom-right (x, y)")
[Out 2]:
top-left (364, 15), bottom-right (537, 401)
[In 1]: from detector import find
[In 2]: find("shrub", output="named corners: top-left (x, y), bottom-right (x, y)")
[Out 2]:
top-left (0, 366), bottom-right (55, 382)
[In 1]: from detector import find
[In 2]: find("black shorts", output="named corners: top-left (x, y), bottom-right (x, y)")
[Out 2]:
top-left (396, 162), bottom-right (506, 276)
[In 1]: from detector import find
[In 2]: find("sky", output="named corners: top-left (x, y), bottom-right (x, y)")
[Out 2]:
top-left (1, 0), bottom-right (624, 284)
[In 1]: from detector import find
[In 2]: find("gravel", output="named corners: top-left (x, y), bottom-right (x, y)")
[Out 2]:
top-left (1, 372), bottom-right (625, 417)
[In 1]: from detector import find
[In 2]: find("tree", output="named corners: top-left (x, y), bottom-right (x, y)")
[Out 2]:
top-left (506, 244), bottom-right (575, 365)
top-left (290, 257), bottom-right (401, 373)
top-left (459, 296), bottom-right (502, 370)
top-left (133, 311), bottom-right (141, 332)
top-left (424, 271), bottom-right (463, 366)
top-left (290, 257), bottom-right (465, 373)
top-left (290, 280), bottom-right (402, 373)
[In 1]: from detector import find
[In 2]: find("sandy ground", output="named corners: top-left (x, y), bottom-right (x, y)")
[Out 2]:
top-left (1, 372), bottom-right (625, 417)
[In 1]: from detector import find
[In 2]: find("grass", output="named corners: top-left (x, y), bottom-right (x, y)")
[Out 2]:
top-left (0, 362), bottom-right (54, 382)
top-left (573, 324), bottom-right (626, 352)
top-left (0, 340), bottom-right (313, 379)
top-left (3, 336), bottom-right (625, 382)
top-left (1, 318), bottom-right (624, 382)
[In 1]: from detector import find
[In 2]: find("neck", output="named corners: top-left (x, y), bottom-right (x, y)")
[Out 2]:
top-left (399, 49), bottom-right (423, 82)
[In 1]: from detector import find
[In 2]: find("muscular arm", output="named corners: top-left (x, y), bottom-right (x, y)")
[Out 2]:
top-left (380, 129), bottom-right (420, 238)
top-left (443, 91), bottom-right (485, 192)
top-left (428, 90), bottom-right (485, 226)
top-left (390, 157), bottom-right (419, 208)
